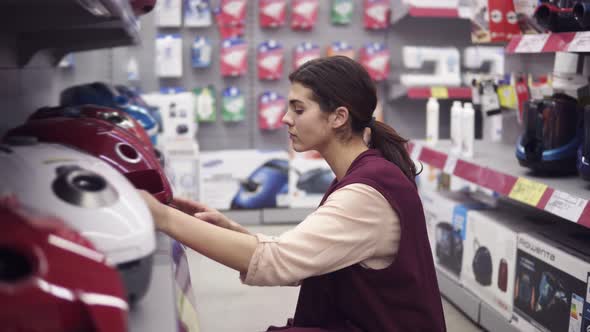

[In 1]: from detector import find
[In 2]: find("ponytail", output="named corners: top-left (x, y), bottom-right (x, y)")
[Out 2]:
top-left (370, 121), bottom-right (422, 184)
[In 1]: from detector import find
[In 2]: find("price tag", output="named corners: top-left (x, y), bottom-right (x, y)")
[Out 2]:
top-left (508, 177), bottom-right (547, 206)
top-left (431, 87), bottom-right (449, 99)
top-left (410, 143), bottom-right (422, 162)
top-left (515, 34), bottom-right (550, 53)
top-left (443, 156), bottom-right (458, 175)
top-left (545, 191), bottom-right (588, 222)
top-left (568, 31), bottom-right (590, 52)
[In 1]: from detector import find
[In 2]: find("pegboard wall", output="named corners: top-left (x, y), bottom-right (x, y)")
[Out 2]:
top-left (0, 1), bottom-right (485, 151)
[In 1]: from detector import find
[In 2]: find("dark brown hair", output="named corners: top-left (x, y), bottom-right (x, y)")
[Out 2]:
top-left (288, 56), bottom-right (420, 183)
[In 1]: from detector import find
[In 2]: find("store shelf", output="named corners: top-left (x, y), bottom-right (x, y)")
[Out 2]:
top-left (410, 140), bottom-right (590, 228)
top-left (390, 84), bottom-right (472, 101)
top-left (0, 0), bottom-right (139, 66)
top-left (391, 4), bottom-right (469, 25)
top-left (436, 268), bottom-right (519, 332)
top-left (505, 32), bottom-right (588, 54)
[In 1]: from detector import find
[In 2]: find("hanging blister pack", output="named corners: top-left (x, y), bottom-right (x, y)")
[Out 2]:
top-left (331, 0), bottom-right (354, 25)
top-left (156, 0), bottom-right (182, 27)
top-left (257, 40), bottom-right (284, 81)
top-left (259, 0), bottom-right (287, 28)
top-left (156, 34), bottom-right (183, 78)
top-left (222, 86), bottom-right (246, 122)
top-left (215, 0), bottom-right (247, 38)
top-left (327, 41), bottom-right (355, 59)
top-left (126, 56), bottom-right (140, 81)
top-left (220, 37), bottom-right (248, 77)
top-left (293, 41), bottom-right (321, 70)
top-left (291, 0), bottom-right (319, 30)
top-left (258, 91), bottom-right (287, 130)
top-left (193, 85), bottom-right (216, 123)
top-left (359, 42), bottom-right (390, 81)
top-left (363, 0), bottom-right (390, 30)
top-left (159, 87), bottom-right (198, 140)
top-left (184, 0), bottom-right (212, 27)
top-left (191, 36), bottom-right (212, 68)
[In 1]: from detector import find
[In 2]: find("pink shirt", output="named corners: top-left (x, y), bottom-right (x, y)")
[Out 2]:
top-left (242, 183), bottom-right (401, 286)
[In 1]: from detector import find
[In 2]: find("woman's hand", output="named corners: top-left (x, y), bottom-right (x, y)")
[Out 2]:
top-left (171, 197), bottom-right (251, 235)
top-left (138, 190), bottom-right (170, 232)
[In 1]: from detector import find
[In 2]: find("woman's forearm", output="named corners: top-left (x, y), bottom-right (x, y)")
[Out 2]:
top-left (162, 206), bottom-right (258, 273)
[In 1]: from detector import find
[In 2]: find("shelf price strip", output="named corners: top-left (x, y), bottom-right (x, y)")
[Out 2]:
top-left (508, 177), bottom-right (548, 207)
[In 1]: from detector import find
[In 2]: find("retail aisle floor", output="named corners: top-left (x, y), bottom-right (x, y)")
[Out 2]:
top-left (188, 225), bottom-right (483, 332)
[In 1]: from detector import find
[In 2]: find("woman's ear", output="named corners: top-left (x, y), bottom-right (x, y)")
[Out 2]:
top-left (330, 106), bottom-right (350, 129)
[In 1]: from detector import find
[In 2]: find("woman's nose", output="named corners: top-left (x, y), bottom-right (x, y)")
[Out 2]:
top-left (282, 112), bottom-right (292, 126)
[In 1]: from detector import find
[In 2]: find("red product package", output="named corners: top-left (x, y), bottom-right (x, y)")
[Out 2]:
top-left (215, 0), bottom-right (247, 38)
top-left (257, 40), bottom-right (285, 80)
top-left (259, 91), bottom-right (287, 130)
top-left (291, 0), bottom-right (319, 30)
top-left (360, 42), bottom-right (390, 81)
top-left (363, 0), bottom-right (390, 30)
top-left (221, 37), bottom-right (248, 77)
top-left (293, 41), bottom-right (321, 70)
top-left (259, 0), bottom-right (287, 28)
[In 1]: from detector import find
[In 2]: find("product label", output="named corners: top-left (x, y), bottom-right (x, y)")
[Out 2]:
top-left (568, 32), bottom-right (590, 53)
top-left (431, 87), bottom-right (449, 99)
top-left (514, 34), bottom-right (549, 53)
top-left (452, 205), bottom-right (469, 241)
top-left (508, 177), bottom-right (547, 207)
top-left (545, 191), bottom-right (588, 223)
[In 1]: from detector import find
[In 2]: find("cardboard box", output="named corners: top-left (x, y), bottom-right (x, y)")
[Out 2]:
top-left (288, 151), bottom-right (334, 208)
top-left (161, 140), bottom-right (200, 201)
top-left (420, 190), bottom-right (487, 281)
top-left (199, 150), bottom-right (289, 210)
top-left (512, 229), bottom-right (590, 332)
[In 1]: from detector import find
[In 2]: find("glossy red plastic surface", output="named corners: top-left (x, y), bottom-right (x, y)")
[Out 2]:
top-left (5, 117), bottom-right (172, 204)
top-left (29, 104), bottom-right (155, 155)
top-left (0, 203), bottom-right (128, 331)
top-left (130, 0), bottom-right (156, 16)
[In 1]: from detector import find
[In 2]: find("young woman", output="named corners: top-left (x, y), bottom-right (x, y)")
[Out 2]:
top-left (140, 56), bottom-right (446, 332)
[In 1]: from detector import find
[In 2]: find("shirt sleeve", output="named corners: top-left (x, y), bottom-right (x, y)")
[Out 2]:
top-left (241, 183), bottom-right (400, 287)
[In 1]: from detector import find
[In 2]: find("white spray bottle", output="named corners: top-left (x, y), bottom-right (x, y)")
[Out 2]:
top-left (426, 97), bottom-right (439, 146)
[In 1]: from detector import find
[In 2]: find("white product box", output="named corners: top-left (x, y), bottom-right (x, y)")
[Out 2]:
top-left (143, 90), bottom-right (196, 141)
top-left (416, 164), bottom-right (442, 193)
top-left (461, 207), bottom-right (548, 321)
top-left (156, 0), bottom-right (182, 27)
top-left (199, 150), bottom-right (289, 210)
top-left (420, 190), bottom-right (487, 281)
top-left (288, 151), bottom-right (335, 208)
top-left (161, 140), bottom-right (200, 201)
top-left (156, 34), bottom-right (183, 78)
top-left (511, 227), bottom-right (590, 332)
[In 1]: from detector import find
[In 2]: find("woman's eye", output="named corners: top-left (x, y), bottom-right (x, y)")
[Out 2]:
top-left (294, 109), bottom-right (304, 115)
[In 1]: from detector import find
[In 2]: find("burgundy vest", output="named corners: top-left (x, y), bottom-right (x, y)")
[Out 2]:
top-left (279, 149), bottom-right (446, 332)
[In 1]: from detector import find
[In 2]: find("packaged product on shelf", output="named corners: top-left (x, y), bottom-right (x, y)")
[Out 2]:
top-left (461, 46), bottom-right (505, 86)
top-left (400, 46), bottom-right (461, 86)
top-left (288, 151), bottom-right (335, 208)
top-left (460, 207), bottom-right (555, 321)
top-left (156, 34), bottom-right (183, 78)
top-left (220, 37), bottom-right (248, 77)
top-left (199, 150), bottom-right (290, 210)
top-left (469, 0), bottom-right (526, 43)
top-left (155, 0), bottom-right (182, 27)
top-left (191, 36), bottom-right (212, 68)
top-left (326, 41), bottom-right (355, 59)
top-left (363, 0), bottom-right (390, 30)
top-left (259, 0), bottom-right (287, 28)
top-left (419, 190), bottom-right (487, 281)
top-left (184, 0), bottom-right (212, 27)
top-left (425, 97), bottom-right (439, 147)
top-left (222, 86), bottom-right (246, 122)
top-left (512, 226), bottom-right (590, 332)
top-left (359, 42), bottom-right (390, 82)
top-left (291, 0), bottom-right (319, 30)
top-left (258, 91), bottom-right (287, 131)
top-left (215, 0), bottom-right (247, 38)
top-left (331, 0), bottom-right (354, 25)
top-left (293, 41), bottom-right (321, 70)
top-left (153, 88), bottom-right (198, 141)
top-left (126, 55), bottom-right (139, 81)
top-left (161, 139), bottom-right (200, 201)
top-left (257, 40), bottom-right (284, 81)
top-left (193, 85), bottom-right (216, 123)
